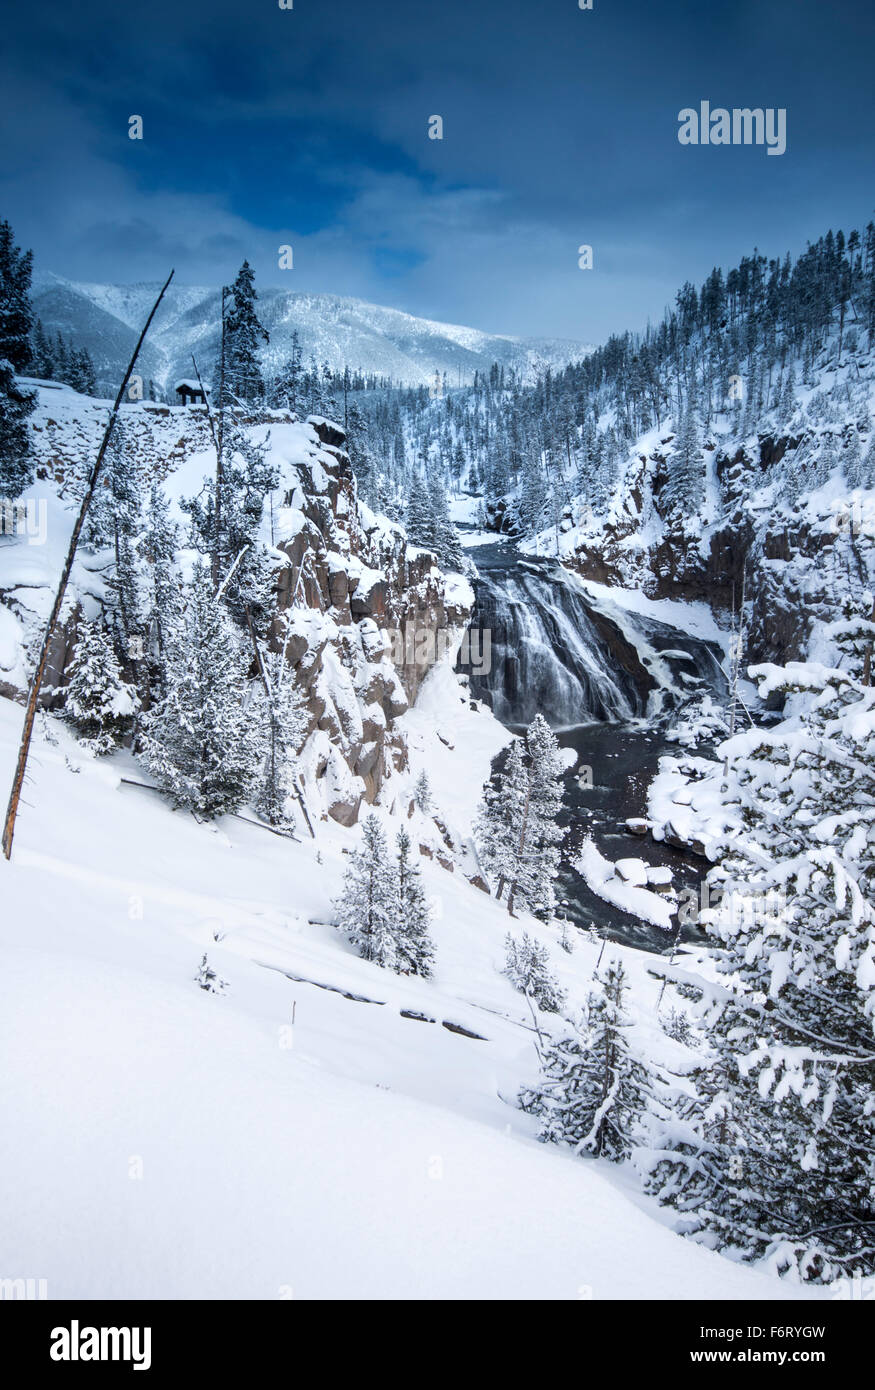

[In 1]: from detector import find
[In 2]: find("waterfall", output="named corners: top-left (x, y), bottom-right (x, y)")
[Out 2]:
top-left (459, 542), bottom-right (726, 728)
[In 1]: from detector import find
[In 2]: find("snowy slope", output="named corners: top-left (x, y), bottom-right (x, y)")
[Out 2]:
top-left (31, 273), bottom-right (591, 394)
top-left (0, 684), bottom-right (828, 1301)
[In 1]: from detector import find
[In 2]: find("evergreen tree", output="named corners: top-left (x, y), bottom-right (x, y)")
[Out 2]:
top-left (511, 714), bottom-right (566, 919)
top-left (64, 618), bottom-right (138, 755)
top-left (0, 219), bottom-right (36, 498)
top-left (139, 562), bottom-right (261, 818)
top-left (195, 953), bottom-right (228, 994)
top-left (427, 471), bottom-right (464, 570)
top-left (142, 485), bottom-right (181, 673)
top-left (269, 329), bottom-right (303, 414)
top-left (255, 648), bottom-right (309, 827)
top-left (475, 739), bottom-right (530, 902)
top-left (650, 660), bottom-right (875, 1281)
top-left (183, 423), bottom-right (279, 624)
top-left (476, 719), bottom-right (566, 920)
top-left (503, 930), bottom-right (565, 1013)
top-left (334, 813), bottom-right (399, 968)
top-left (413, 769), bottom-right (433, 814)
top-left (30, 319), bottom-right (54, 378)
top-left (521, 959), bottom-right (652, 1161)
top-left (394, 826), bottom-right (435, 977)
top-left (404, 472), bottom-right (435, 550)
top-left (220, 261), bottom-right (269, 406)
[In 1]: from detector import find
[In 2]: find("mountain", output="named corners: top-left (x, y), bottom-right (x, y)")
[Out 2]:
top-left (31, 272), bottom-right (591, 395)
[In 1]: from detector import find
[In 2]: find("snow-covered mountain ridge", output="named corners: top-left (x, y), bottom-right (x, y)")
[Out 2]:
top-left (31, 272), bottom-right (591, 395)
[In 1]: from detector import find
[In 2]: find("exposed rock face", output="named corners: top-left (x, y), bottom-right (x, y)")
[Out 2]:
top-left (555, 427), bottom-right (875, 672)
top-left (270, 415), bottom-right (472, 822)
top-left (0, 393), bottom-right (474, 830)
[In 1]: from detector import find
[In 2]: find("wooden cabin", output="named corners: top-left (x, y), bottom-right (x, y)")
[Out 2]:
top-left (174, 379), bottom-right (210, 408)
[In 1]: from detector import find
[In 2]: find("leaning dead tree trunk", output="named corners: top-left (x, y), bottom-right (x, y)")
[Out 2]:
top-left (2, 271), bottom-right (175, 861)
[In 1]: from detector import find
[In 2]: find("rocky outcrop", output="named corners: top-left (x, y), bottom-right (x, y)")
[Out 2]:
top-left (555, 425), bottom-right (875, 673)
top-left (1, 393), bottom-right (474, 830)
top-left (266, 415), bottom-right (473, 821)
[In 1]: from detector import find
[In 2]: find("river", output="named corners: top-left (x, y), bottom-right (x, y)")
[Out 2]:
top-left (457, 529), bottom-right (726, 953)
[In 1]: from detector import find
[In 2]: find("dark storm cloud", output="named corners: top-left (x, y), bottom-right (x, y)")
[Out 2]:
top-left (1, 0), bottom-right (872, 341)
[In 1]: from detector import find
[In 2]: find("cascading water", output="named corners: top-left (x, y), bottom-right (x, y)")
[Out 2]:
top-left (459, 538), bottom-right (726, 728)
top-left (457, 530), bottom-right (728, 952)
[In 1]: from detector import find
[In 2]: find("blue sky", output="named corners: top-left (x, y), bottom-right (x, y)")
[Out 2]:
top-left (1, 0), bottom-right (872, 343)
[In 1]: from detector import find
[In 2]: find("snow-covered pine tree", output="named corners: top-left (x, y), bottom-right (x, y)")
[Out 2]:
top-left (139, 561), bottom-right (262, 818)
top-left (142, 485), bottom-right (180, 671)
top-left (394, 826), bottom-right (435, 977)
top-left (195, 953), bottom-right (228, 994)
top-left (255, 649), bottom-right (309, 828)
top-left (520, 958), bottom-right (652, 1160)
top-left (64, 618), bottom-right (138, 755)
top-left (183, 423), bottom-right (279, 625)
top-left (475, 739), bottom-right (529, 901)
top-left (830, 590), bottom-right (875, 685)
top-left (649, 659), bottom-right (875, 1281)
top-left (269, 329), bottom-right (303, 414)
top-left (0, 218), bottom-right (36, 499)
top-left (405, 472), bottom-right (436, 551)
top-left (503, 930), bottom-right (566, 1013)
top-left (663, 390), bottom-right (704, 518)
top-left (511, 713), bottom-right (566, 919)
top-left (334, 813), bottom-right (399, 969)
top-left (220, 260), bottom-right (269, 406)
top-left (413, 769), bottom-right (433, 814)
top-left (475, 718), bottom-right (566, 918)
top-left (427, 472), bottom-right (465, 571)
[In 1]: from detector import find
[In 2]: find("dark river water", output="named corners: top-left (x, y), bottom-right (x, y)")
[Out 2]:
top-left (460, 529), bottom-right (721, 954)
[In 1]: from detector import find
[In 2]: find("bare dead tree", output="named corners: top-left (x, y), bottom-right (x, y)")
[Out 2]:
top-left (2, 271), bottom-right (175, 861)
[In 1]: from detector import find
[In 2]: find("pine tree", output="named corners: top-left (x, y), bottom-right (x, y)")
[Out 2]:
top-left (220, 261), bottom-right (269, 406)
top-left (395, 827), bottom-right (435, 976)
top-left (427, 472), bottom-right (464, 570)
top-left (183, 423), bottom-right (279, 623)
top-left (139, 562), bottom-right (261, 818)
top-left (413, 769), bottom-right (433, 814)
top-left (503, 930), bottom-right (565, 1013)
top-left (142, 485), bottom-right (180, 671)
top-left (513, 714), bottom-right (566, 919)
top-left (404, 471), bottom-right (436, 550)
top-left (64, 618), bottom-right (138, 755)
top-left (195, 953), bottom-right (228, 994)
top-left (663, 391), bottom-right (704, 517)
top-left (31, 319), bottom-right (54, 378)
top-left (255, 649), bottom-right (309, 827)
top-left (0, 219), bottom-right (36, 499)
top-left (650, 660), bottom-right (875, 1281)
top-left (475, 739), bottom-right (529, 901)
top-left (476, 719), bottom-right (566, 920)
top-left (334, 813), bottom-right (399, 968)
top-left (521, 958), bottom-right (652, 1160)
top-left (269, 329), bottom-right (302, 413)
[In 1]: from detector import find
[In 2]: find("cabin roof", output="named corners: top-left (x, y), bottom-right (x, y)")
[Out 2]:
top-left (174, 379), bottom-right (211, 394)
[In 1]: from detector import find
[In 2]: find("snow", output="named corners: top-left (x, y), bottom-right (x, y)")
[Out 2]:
top-left (0, 694), bottom-right (827, 1299)
top-left (576, 577), bottom-right (728, 648)
top-left (31, 277), bottom-right (591, 393)
top-left (173, 379), bottom-right (210, 394)
top-left (575, 839), bottom-right (676, 931)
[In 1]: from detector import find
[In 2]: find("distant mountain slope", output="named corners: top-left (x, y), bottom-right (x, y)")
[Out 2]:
top-left (31, 273), bottom-right (590, 395)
